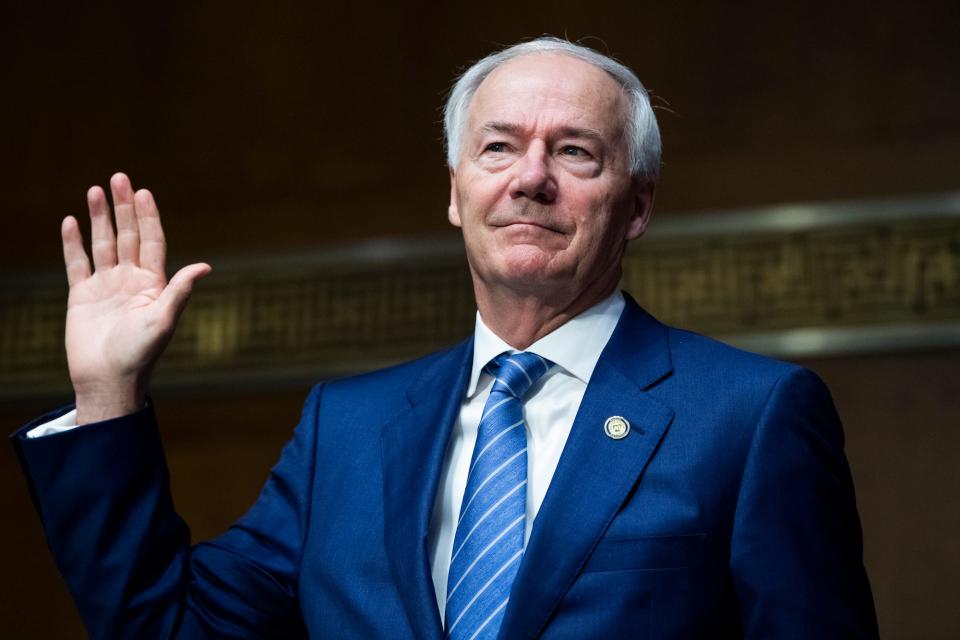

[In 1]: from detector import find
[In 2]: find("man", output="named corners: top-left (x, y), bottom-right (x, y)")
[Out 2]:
top-left (14, 37), bottom-right (878, 638)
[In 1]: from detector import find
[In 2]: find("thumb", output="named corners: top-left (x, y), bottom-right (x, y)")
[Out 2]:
top-left (157, 262), bottom-right (212, 322)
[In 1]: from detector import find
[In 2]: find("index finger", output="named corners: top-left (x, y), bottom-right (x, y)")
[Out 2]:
top-left (135, 189), bottom-right (167, 275)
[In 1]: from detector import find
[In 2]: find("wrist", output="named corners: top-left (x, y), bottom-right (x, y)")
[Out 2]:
top-left (73, 379), bottom-right (148, 425)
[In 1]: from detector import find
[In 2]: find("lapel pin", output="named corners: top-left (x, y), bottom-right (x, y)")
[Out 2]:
top-left (604, 416), bottom-right (630, 440)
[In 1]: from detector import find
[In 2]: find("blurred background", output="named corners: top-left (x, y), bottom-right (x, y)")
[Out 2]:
top-left (2, 1), bottom-right (958, 637)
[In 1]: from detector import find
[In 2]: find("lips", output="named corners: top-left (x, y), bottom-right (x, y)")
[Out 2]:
top-left (500, 221), bottom-right (554, 230)
top-left (490, 219), bottom-right (565, 234)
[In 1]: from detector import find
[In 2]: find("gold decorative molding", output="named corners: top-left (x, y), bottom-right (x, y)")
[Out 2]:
top-left (2, 194), bottom-right (959, 400)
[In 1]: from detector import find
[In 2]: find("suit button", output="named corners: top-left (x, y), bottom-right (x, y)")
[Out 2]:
top-left (604, 416), bottom-right (630, 439)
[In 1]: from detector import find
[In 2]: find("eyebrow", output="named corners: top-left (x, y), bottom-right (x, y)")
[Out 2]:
top-left (478, 121), bottom-right (606, 144)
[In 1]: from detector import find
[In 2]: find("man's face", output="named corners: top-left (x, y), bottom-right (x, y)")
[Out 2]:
top-left (449, 53), bottom-right (653, 303)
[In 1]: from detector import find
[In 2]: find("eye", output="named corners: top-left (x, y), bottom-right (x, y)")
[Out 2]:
top-left (484, 142), bottom-right (509, 153)
top-left (559, 145), bottom-right (591, 157)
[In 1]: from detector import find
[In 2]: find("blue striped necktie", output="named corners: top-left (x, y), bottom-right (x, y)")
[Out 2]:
top-left (445, 351), bottom-right (553, 640)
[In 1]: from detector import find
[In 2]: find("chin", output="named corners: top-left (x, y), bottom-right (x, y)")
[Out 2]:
top-left (493, 249), bottom-right (569, 290)
top-left (503, 244), bottom-right (556, 269)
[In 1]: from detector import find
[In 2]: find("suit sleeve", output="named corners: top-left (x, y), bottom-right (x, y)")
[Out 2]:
top-left (11, 385), bottom-right (324, 639)
top-left (729, 367), bottom-right (879, 639)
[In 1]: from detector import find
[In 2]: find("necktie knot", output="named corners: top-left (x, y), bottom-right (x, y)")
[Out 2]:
top-left (485, 351), bottom-right (553, 401)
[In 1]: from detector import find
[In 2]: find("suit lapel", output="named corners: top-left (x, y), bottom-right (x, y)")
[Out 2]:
top-left (381, 340), bottom-right (473, 640)
top-left (500, 296), bottom-right (676, 638)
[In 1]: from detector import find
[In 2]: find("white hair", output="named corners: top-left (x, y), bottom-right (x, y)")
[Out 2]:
top-left (443, 36), bottom-right (661, 180)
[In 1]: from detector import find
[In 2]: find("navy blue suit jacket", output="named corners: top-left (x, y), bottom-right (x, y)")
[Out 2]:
top-left (14, 295), bottom-right (878, 638)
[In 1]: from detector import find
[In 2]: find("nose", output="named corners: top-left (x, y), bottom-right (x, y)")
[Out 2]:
top-left (509, 143), bottom-right (557, 204)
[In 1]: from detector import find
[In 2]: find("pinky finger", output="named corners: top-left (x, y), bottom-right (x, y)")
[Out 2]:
top-left (62, 216), bottom-right (92, 287)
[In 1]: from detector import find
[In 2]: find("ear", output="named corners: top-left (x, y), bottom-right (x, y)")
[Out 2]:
top-left (447, 167), bottom-right (462, 228)
top-left (625, 180), bottom-right (656, 241)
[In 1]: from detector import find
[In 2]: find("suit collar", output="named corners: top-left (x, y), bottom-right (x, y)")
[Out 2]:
top-left (381, 339), bottom-right (473, 640)
top-left (500, 294), bottom-right (676, 637)
top-left (603, 292), bottom-right (674, 391)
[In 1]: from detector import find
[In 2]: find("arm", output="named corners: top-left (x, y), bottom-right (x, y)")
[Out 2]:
top-left (13, 387), bottom-right (321, 639)
top-left (730, 367), bottom-right (879, 638)
top-left (13, 173), bottom-right (316, 638)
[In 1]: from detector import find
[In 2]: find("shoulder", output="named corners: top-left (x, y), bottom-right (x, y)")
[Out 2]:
top-left (666, 325), bottom-right (798, 382)
top-left (325, 338), bottom-right (471, 393)
top-left (617, 295), bottom-right (807, 393)
top-left (308, 338), bottom-right (471, 417)
top-left (618, 294), bottom-right (832, 413)
top-left (656, 324), bottom-right (836, 428)
top-left (616, 293), bottom-right (804, 387)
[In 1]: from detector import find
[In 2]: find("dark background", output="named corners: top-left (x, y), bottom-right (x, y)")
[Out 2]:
top-left (2, 2), bottom-right (959, 637)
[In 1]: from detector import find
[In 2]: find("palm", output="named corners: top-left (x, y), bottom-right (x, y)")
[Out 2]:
top-left (66, 264), bottom-right (169, 384)
top-left (61, 173), bottom-right (210, 421)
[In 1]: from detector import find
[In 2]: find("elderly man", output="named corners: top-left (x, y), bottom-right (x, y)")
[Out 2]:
top-left (14, 38), bottom-right (878, 639)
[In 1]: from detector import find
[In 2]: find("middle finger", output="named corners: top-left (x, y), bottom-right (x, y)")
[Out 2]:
top-left (110, 172), bottom-right (140, 266)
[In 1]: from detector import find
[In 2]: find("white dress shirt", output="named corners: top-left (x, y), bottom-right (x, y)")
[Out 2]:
top-left (26, 290), bottom-right (627, 617)
top-left (427, 291), bottom-right (624, 611)
top-left (26, 405), bottom-right (81, 437)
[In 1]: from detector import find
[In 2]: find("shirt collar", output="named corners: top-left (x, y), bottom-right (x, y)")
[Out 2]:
top-left (466, 290), bottom-right (625, 398)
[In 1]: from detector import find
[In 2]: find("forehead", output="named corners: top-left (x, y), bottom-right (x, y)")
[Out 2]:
top-left (467, 53), bottom-right (628, 135)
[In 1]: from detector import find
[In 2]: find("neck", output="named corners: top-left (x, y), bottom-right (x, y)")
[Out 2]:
top-left (473, 270), bottom-right (621, 350)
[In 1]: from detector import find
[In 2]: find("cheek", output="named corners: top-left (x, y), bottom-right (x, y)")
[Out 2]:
top-left (570, 204), bottom-right (630, 261)
top-left (459, 172), bottom-right (503, 205)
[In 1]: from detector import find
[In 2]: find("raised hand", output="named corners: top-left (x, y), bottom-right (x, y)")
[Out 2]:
top-left (62, 173), bottom-right (211, 424)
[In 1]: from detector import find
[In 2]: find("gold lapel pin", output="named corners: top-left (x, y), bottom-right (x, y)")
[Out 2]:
top-left (604, 416), bottom-right (630, 440)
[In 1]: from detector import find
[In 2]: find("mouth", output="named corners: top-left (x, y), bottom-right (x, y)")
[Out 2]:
top-left (493, 221), bottom-right (564, 234)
